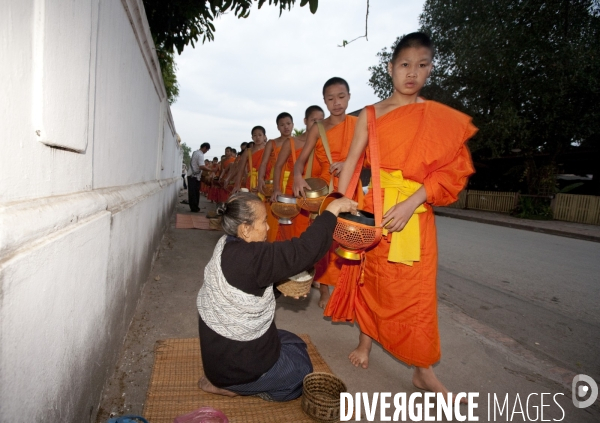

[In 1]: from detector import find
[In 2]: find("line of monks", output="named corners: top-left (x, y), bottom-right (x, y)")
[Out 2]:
top-left (197, 32), bottom-right (477, 400)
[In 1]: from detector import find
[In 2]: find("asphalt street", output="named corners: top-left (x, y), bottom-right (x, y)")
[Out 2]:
top-left (436, 216), bottom-right (600, 382)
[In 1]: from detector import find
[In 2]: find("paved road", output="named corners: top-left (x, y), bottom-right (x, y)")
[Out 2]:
top-left (436, 216), bottom-right (600, 381)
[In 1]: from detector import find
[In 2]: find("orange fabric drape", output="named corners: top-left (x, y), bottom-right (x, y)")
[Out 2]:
top-left (218, 157), bottom-right (236, 202)
top-left (278, 139), bottom-right (312, 240)
top-left (265, 142), bottom-right (282, 242)
top-left (325, 101), bottom-right (476, 367)
top-left (312, 116), bottom-right (362, 286)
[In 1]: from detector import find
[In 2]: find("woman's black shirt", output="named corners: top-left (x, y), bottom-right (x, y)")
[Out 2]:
top-left (198, 211), bottom-right (337, 387)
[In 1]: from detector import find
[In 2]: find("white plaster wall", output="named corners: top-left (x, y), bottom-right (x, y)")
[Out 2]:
top-left (0, 0), bottom-right (182, 421)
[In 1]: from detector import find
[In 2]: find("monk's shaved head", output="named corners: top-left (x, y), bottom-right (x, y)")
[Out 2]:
top-left (392, 32), bottom-right (434, 62)
top-left (322, 77), bottom-right (350, 96)
top-left (305, 105), bottom-right (324, 119)
top-left (276, 112), bottom-right (293, 125)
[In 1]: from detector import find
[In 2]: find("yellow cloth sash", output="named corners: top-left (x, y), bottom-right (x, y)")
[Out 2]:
top-left (250, 169), bottom-right (258, 190)
top-left (282, 170), bottom-right (290, 191)
top-left (379, 170), bottom-right (427, 266)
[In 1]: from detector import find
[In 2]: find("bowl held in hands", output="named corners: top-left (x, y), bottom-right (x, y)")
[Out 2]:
top-left (271, 194), bottom-right (300, 225)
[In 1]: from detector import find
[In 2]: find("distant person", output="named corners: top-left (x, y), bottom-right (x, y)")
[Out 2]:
top-left (189, 143), bottom-right (211, 212)
top-left (336, 32), bottom-right (476, 401)
top-left (182, 162), bottom-right (188, 189)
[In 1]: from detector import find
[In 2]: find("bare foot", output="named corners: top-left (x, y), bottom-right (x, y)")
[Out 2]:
top-left (312, 281), bottom-right (320, 289)
top-left (412, 367), bottom-right (467, 404)
top-left (318, 284), bottom-right (330, 308)
top-left (348, 332), bottom-right (372, 369)
top-left (198, 376), bottom-right (238, 397)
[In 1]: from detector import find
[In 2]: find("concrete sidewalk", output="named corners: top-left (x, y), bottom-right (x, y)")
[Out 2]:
top-left (435, 207), bottom-right (600, 243)
top-left (96, 191), bottom-right (600, 422)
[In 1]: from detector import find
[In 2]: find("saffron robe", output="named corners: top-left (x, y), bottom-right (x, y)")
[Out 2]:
top-left (266, 142), bottom-right (283, 242)
top-left (207, 164), bottom-right (221, 202)
top-left (218, 157), bottom-right (236, 202)
top-left (277, 139), bottom-right (315, 240)
top-left (312, 116), bottom-right (359, 286)
top-left (326, 101), bottom-right (476, 367)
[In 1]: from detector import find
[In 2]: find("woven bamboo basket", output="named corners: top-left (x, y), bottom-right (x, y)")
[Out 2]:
top-left (206, 210), bottom-right (218, 218)
top-left (301, 372), bottom-right (347, 422)
top-left (276, 268), bottom-right (315, 298)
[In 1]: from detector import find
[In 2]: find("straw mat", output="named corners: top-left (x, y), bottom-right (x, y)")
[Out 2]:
top-left (143, 335), bottom-right (335, 423)
top-left (175, 214), bottom-right (216, 230)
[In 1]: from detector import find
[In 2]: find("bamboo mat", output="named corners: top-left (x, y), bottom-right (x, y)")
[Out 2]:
top-left (142, 335), bottom-right (335, 423)
top-left (175, 214), bottom-right (218, 230)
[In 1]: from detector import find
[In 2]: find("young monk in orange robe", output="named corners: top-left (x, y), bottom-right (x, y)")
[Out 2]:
top-left (272, 105), bottom-right (325, 240)
top-left (293, 78), bottom-right (362, 308)
top-left (335, 32), bottom-right (476, 401)
top-left (231, 127), bottom-right (267, 196)
top-left (218, 148), bottom-right (236, 202)
top-left (207, 158), bottom-right (221, 203)
top-left (258, 113), bottom-right (295, 242)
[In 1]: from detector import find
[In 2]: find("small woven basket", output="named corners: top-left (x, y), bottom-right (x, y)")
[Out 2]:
top-left (276, 268), bottom-right (315, 298)
top-left (301, 372), bottom-right (347, 422)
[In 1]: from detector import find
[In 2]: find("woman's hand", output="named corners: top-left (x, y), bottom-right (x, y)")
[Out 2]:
top-left (231, 182), bottom-right (241, 194)
top-left (382, 201), bottom-right (418, 232)
top-left (293, 177), bottom-right (312, 198)
top-left (325, 197), bottom-right (358, 216)
top-left (329, 161), bottom-right (344, 177)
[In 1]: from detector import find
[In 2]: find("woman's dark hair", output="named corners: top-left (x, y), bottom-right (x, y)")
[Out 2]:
top-left (216, 192), bottom-right (264, 236)
top-left (251, 126), bottom-right (266, 135)
top-left (391, 32), bottom-right (435, 62)
top-left (305, 105), bottom-right (324, 119)
top-left (276, 112), bottom-right (293, 125)
top-left (322, 77), bottom-right (350, 96)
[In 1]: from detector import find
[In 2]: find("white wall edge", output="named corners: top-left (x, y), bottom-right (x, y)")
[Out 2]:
top-left (120, 0), bottom-right (166, 102)
top-left (0, 177), bottom-right (178, 261)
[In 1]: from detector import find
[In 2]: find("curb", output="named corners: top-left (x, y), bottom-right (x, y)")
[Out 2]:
top-left (434, 210), bottom-right (600, 243)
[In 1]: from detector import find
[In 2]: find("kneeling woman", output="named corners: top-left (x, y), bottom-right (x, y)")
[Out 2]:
top-left (197, 192), bottom-right (356, 401)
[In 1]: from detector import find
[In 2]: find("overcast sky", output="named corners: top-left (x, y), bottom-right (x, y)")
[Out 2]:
top-left (171, 0), bottom-right (424, 160)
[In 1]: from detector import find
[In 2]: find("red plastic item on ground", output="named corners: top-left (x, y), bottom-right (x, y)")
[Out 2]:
top-left (173, 407), bottom-right (229, 423)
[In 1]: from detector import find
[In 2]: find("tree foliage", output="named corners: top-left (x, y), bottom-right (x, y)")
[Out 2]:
top-left (143, 0), bottom-right (318, 54)
top-left (368, 0), bottom-right (600, 160)
top-left (181, 142), bottom-right (192, 165)
top-left (143, 0), bottom-right (318, 104)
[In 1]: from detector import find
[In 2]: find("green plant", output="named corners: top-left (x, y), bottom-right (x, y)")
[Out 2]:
top-left (513, 195), bottom-right (553, 220)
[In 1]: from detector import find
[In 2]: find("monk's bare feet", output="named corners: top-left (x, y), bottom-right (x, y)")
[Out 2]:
top-left (198, 376), bottom-right (238, 397)
top-left (318, 284), bottom-right (330, 308)
top-left (412, 367), bottom-right (467, 404)
top-left (349, 332), bottom-right (372, 369)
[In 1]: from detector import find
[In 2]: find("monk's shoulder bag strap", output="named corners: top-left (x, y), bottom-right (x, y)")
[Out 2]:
top-left (316, 121), bottom-right (335, 192)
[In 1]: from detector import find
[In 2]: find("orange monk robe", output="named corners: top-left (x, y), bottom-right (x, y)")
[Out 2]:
top-left (327, 101), bottom-right (476, 367)
top-left (312, 116), bottom-right (362, 287)
top-left (207, 165), bottom-right (221, 202)
top-left (218, 157), bottom-right (235, 202)
top-left (265, 143), bottom-right (283, 242)
top-left (276, 140), bottom-right (317, 240)
top-left (245, 148), bottom-right (266, 190)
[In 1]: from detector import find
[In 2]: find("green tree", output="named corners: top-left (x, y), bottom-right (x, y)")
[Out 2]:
top-left (293, 128), bottom-right (305, 136)
top-left (368, 0), bottom-right (600, 161)
top-left (181, 142), bottom-right (192, 165)
top-left (144, 0), bottom-right (318, 103)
